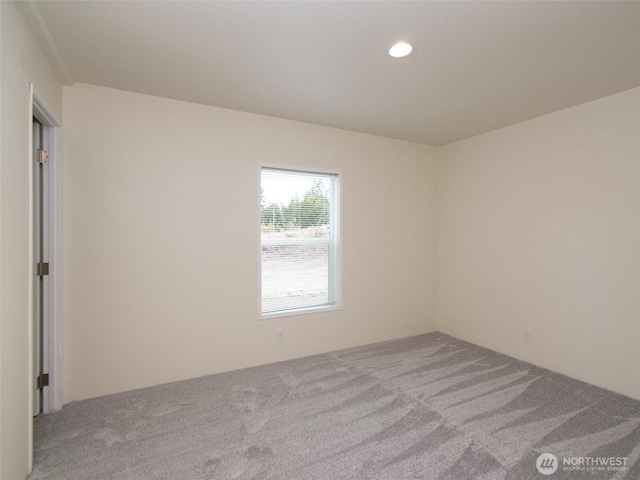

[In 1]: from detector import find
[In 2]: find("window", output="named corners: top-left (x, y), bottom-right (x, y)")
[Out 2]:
top-left (260, 166), bottom-right (341, 317)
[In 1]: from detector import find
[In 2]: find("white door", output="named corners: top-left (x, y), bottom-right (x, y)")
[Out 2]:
top-left (32, 117), bottom-right (50, 416)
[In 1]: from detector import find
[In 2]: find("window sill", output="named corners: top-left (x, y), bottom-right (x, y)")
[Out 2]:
top-left (259, 303), bottom-right (342, 321)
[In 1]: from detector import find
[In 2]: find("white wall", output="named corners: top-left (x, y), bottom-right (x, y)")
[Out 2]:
top-left (63, 84), bottom-right (639, 404)
top-left (62, 83), bottom-right (438, 402)
top-left (437, 88), bottom-right (640, 400)
top-left (0, 1), bottom-right (63, 478)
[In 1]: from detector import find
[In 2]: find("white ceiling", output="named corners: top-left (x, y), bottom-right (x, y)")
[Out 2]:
top-left (30, 0), bottom-right (640, 146)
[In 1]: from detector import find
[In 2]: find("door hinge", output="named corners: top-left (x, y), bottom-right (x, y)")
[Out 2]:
top-left (37, 262), bottom-right (49, 276)
top-left (37, 373), bottom-right (49, 389)
top-left (36, 149), bottom-right (49, 164)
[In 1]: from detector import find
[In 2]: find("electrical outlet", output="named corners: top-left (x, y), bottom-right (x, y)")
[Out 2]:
top-left (276, 330), bottom-right (285, 343)
top-left (523, 329), bottom-right (533, 343)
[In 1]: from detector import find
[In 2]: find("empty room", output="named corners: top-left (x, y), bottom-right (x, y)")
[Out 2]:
top-left (1, 1), bottom-right (639, 479)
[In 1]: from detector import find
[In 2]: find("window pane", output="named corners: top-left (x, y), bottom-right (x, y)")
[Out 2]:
top-left (261, 243), bottom-right (329, 312)
top-left (260, 167), bottom-right (339, 315)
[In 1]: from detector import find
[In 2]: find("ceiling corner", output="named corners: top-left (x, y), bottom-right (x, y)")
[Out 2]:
top-left (16, 0), bottom-right (74, 86)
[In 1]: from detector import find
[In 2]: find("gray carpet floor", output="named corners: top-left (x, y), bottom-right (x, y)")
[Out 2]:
top-left (30, 332), bottom-right (640, 479)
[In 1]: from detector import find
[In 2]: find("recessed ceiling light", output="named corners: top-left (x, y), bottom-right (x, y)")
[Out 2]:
top-left (389, 42), bottom-right (413, 58)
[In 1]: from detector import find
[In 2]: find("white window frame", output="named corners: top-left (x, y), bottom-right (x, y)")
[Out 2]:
top-left (258, 164), bottom-right (342, 319)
